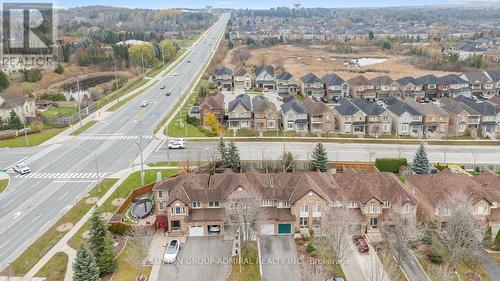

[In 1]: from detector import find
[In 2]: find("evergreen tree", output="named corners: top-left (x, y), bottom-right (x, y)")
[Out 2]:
top-left (495, 228), bottom-right (500, 251)
top-left (88, 207), bottom-right (117, 276)
top-left (7, 110), bottom-right (23, 130)
top-left (73, 243), bottom-right (100, 281)
top-left (368, 31), bottom-right (374, 40)
top-left (483, 226), bottom-right (493, 249)
top-left (0, 70), bottom-right (10, 90)
top-left (54, 63), bottom-right (64, 74)
top-left (226, 141), bottom-right (240, 169)
top-left (310, 143), bottom-right (328, 172)
top-left (218, 138), bottom-right (227, 166)
top-left (412, 143), bottom-right (430, 174)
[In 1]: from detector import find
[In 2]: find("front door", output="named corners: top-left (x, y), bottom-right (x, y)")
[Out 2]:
top-left (369, 218), bottom-right (378, 229)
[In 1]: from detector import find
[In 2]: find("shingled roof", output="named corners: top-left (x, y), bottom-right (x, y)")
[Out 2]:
top-left (199, 93), bottom-right (224, 109)
top-left (371, 75), bottom-right (394, 86)
top-left (256, 65), bottom-right (274, 77)
top-left (334, 98), bottom-right (361, 116)
top-left (214, 66), bottom-right (233, 76)
top-left (252, 95), bottom-right (276, 113)
top-left (303, 97), bottom-right (331, 115)
top-left (276, 71), bottom-right (293, 81)
top-left (0, 93), bottom-right (32, 109)
top-left (322, 73), bottom-right (345, 86)
top-left (440, 97), bottom-right (479, 116)
top-left (228, 94), bottom-right (252, 112)
top-left (387, 98), bottom-right (422, 116)
top-left (280, 99), bottom-right (308, 114)
top-left (455, 95), bottom-right (498, 115)
top-left (352, 98), bottom-right (387, 115)
top-left (300, 73), bottom-right (323, 84)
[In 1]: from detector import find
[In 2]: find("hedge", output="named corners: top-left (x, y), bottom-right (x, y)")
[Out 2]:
top-left (375, 158), bottom-right (408, 173)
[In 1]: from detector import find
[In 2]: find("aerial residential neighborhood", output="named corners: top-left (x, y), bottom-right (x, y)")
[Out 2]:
top-left (0, 1), bottom-right (500, 281)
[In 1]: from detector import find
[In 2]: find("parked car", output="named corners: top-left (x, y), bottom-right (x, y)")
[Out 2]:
top-left (352, 234), bottom-right (369, 254)
top-left (313, 96), bottom-right (322, 102)
top-left (165, 92), bottom-right (171, 96)
top-left (163, 239), bottom-right (180, 264)
top-left (140, 100), bottom-right (149, 107)
top-left (13, 163), bottom-right (30, 175)
top-left (325, 278), bottom-right (345, 281)
top-left (168, 138), bottom-right (186, 149)
top-left (160, 85), bottom-right (165, 90)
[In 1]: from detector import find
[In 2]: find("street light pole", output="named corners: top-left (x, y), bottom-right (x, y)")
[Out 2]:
top-left (76, 77), bottom-right (82, 128)
top-left (135, 120), bottom-right (145, 186)
top-left (21, 118), bottom-right (29, 146)
top-left (75, 146), bottom-right (100, 191)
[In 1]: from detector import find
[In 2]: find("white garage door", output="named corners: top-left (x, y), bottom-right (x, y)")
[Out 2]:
top-left (189, 226), bottom-right (204, 236)
top-left (260, 224), bottom-right (275, 235)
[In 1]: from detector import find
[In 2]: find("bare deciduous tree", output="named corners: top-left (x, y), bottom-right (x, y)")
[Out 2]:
top-left (299, 260), bottom-right (326, 281)
top-left (429, 265), bottom-right (454, 281)
top-left (365, 253), bottom-right (399, 281)
top-left (124, 225), bottom-right (155, 280)
top-left (233, 48), bottom-right (251, 65)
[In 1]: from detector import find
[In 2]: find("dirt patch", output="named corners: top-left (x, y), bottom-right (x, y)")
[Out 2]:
top-left (101, 212), bottom-right (114, 221)
top-left (112, 198), bottom-right (126, 206)
top-left (81, 230), bottom-right (90, 240)
top-left (225, 44), bottom-right (455, 80)
top-left (56, 223), bottom-right (73, 232)
top-left (85, 197), bottom-right (99, 204)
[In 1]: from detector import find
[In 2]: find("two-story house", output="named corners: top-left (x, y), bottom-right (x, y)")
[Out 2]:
top-left (227, 94), bottom-right (252, 130)
top-left (486, 70), bottom-right (500, 97)
top-left (300, 73), bottom-right (325, 98)
top-left (280, 98), bottom-right (309, 133)
top-left (322, 73), bottom-right (349, 102)
top-left (386, 97), bottom-right (424, 137)
top-left (403, 98), bottom-right (450, 137)
top-left (303, 97), bottom-right (336, 133)
top-left (255, 65), bottom-right (275, 90)
top-left (437, 74), bottom-right (471, 98)
top-left (276, 71), bottom-right (297, 95)
top-left (199, 92), bottom-right (225, 125)
top-left (415, 74), bottom-right (439, 99)
top-left (455, 95), bottom-right (499, 138)
top-left (252, 95), bottom-right (279, 132)
top-left (460, 71), bottom-right (495, 98)
top-left (233, 66), bottom-right (252, 91)
top-left (211, 66), bottom-right (233, 91)
top-left (0, 92), bottom-right (36, 123)
top-left (397, 76), bottom-right (424, 100)
top-left (347, 76), bottom-right (376, 100)
top-left (334, 98), bottom-right (367, 135)
top-left (440, 97), bottom-right (480, 137)
top-left (352, 98), bottom-right (392, 137)
top-left (371, 75), bottom-right (401, 99)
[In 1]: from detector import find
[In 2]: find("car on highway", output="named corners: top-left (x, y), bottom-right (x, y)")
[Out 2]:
top-left (160, 85), bottom-right (165, 89)
top-left (13, 163), bottom-right (31, 175)
top-left (172, 72), bottom-right (179, 76)
top-left (163, 239), bottom-right (180, 264)
top-left (140, 100), bottom-right (149, 107)
top-left (165, 92), bottom-right (171, 96)
top-left (325, 278), bottom-right (345, 281)
top-left (187, 59), bottom-right (191, 63)
top-left (168, 138), bottom-right (186, 149)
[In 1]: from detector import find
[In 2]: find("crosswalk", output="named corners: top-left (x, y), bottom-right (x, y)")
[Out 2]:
top-left (76, 135), bottom-right (154, 141)
top-left (14, 172), bottom-right (107, 179)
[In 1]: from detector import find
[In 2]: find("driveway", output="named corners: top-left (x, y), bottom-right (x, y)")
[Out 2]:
top-left (158, 236), bottom-right (232, 281)
top-left (259, 235), bottom-right (299, 281)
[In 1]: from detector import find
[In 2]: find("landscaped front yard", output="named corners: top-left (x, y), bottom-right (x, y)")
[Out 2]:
top-left (227, 242), bottom-right (260, 281)
top-left (40, 107), bottom-right (78, 118)
top-left (112, 239), bottom-right (152, 281)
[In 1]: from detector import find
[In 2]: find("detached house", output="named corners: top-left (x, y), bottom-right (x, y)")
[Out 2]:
top-left (276, 71), bottom-right (297, 95)
top-left (300, 73), bottom-right (325, 97)
top-left (211, 66), bottom-right (233, 91)
top-left (415, 74), bottom-right (439, 99)
top-left (303, 97), bottom-right (336, 133)
top-left (227, 94), bottom-right (252, 130)
top-left (455, 95), bottom-right (499, 138)
top-left (440, 97), bottom-right (480, 137)
top-left (371, 75), bottom-right (401, 99)
top-left (352, 98), bottom-right (392, 137)
top-left (281, 98), bottom-right (309, 133)
top-left (347, 76), bottom-right (376, 100)
top-left (199, 93), bottom-right (225, 125)
top-left (460, 71), bottom-right (495, 98)
top-left (322, 73), bottom-right (349, 101)
top-left (486, 70), bottom-right (500, 97)
top-left (0, 93), bottom-right (36, 123)
top-left (334, 98), bottom-right (367, 135)
top-left (437, 74), bottom-right (471, 98)
top-left (397, 76), bottom-right (424, 100)
top-left (252, 95), bottom-right (279, 132)
top-left (386, 98), bottom-right (423, 137)
top-left (233, 67), bottom-right (252, 90)
top-left (403, 98), bottom-right (450, 137)
top-left (255, 65), bottom-right (275, 90)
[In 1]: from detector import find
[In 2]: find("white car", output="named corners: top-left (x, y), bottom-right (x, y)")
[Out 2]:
top-left (168, 138), bottom-right (186, 149)
top-left (140, 100), bottom-right (149, 107)
top-left (163, 239), bottom-right (180, 264)
top-left (172, 72), bottom-right (179, 76)
top-left (13, 163), bottom-right (31, 175)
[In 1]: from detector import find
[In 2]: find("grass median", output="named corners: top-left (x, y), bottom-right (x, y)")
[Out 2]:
top-left (0, 178), bottom-right (9, 193)
top-left (70, 120), bottom-right (98, 136)
top-left (107, 80), bottom-right (159, 112)
top-left (35, 252), bottom-right (68, 281)
top-left (0, 128), bottom-right (66, 148)
top-left (0, 178), bottom-right (118, 276)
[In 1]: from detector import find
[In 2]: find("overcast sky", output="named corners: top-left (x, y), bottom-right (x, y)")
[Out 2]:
top-left (14, 0), bottom-right (500, 9)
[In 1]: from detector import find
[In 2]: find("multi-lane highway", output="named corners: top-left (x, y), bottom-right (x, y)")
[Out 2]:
top-left (0, 14), bottom-right (230, 270)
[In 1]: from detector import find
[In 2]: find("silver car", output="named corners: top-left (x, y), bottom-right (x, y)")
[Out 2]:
top-left (13, 163), bottom-right (31, 175)
top-left (163, 239), bottom-right (180, 264)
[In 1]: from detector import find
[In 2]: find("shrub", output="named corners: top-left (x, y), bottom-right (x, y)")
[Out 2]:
top-left (199, 127), bottom-right (217, 137)
top-left (108, 223), bottom-right (128, 234)
top-left (186, 115), bottom-right (199, 127)
top-left (29, 120), bottom-right (44, 133)
top-left (305, 243), bottom-right (316, 255)
top-left (495, 228), bottom-right (500, 251)
top-left (24, 69), bottom-right (43, 82)
top-left (483, 226), bottom-right (493, 249)
top-left (375, 158), bottom-right (408, 173)
top-left (0, 70), bottom-right (10, 90)
top-left (427, 252), bottom-right (443, 264)
top-left (54, 64), bottom-right (64, 74)
top-left (40, 92), bottom-right (66, 101)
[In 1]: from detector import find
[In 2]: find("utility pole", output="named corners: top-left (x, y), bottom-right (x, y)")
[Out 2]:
top-left (135, 120), bottom-right (145, 186)
top-left (77, 77), bottom-right (82, 128)
top-left (162, 45), bottom-right (165, 65)
top-left (21, 117), bottom-right (29, 146)
top-left (141, 51), bottom-right (144, 75)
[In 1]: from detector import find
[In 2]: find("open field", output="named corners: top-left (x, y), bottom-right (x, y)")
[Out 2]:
top-left (223, 44), bottom-right (455, 80)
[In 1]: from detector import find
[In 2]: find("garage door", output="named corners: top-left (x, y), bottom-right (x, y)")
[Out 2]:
top-left (260, 224), bottom-right (275, 235)
top-left (189, 226), bottom-right (204, 236)
top-left (278, 224), bottom-right (292, 234)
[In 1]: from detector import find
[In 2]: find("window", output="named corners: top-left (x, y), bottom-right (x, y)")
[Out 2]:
top-left (267, 120), bottom-right (275, 128)
top-left (171, 220), bottom-right (181, 230)
top-left (158, 191), bottom-right (163, 199)
top-left (159, 202), bottom-right (164, 210)
top-left (368, 202), bottom-right (377, 213)
top-left (172, 206), bottom-right (185, 215)
top-left (332, 200), bottom-right (342, 207)
top-left (192, 202), bottom-right (201, 208)
top-left (277, 201), bottom-right (290, 208)
top-left (209, 201), bottom-right (220, 208)
top-left (261, 200), bottom-right (273, 207)
top-left (347, 201), bottom-right (358, 208)
top-left (299, 217), bottom-right (308, 227)
top-left (313, 217), bottom-right (321, 225)
top-left (344, 124), bottom-right (351, 132)
top-left (287, 122), bottom-right (294, 129)
top-left (401, 204), bottom-right (411, 213)
top-left (382, 201), bottom-right (391, 208)
top-left (401, 125), bottom-right (408, 132)
top-left (300, 204), bottom-right (309, 213)
top-left (313, 203), bottom-right (321, 213)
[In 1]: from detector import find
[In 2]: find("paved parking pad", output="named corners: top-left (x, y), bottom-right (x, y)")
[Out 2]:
top-left (259, 235), bottom-right (300, 281)
top-left (158, 236), bottom-right (232, 281)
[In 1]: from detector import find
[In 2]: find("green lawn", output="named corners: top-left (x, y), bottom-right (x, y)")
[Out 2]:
top-left (227, 243), bottom-right (260, 281)
top-left (417, 255), bottom-right (492, 281)
top-left (70, 120), bottom-right (98, 136)
top-left (0, 179), bottom-right (9, 192)
top-left (0, 178), bottom-right (117, 276)
top-left (107, 80), bottom-right (158, 112)
top-left (167, 114), bottom-right (206, 137)
top-left (35, 252), bottom-right (68, 281)
top-left (68, 169), bottom-right (177, 249)
top-left (40, 107), bottom-right (77, 118)
top-left (0, 128), bottom-right (65, 148)
top-left (146, 161), bottom-right (179, 167)
top-left (112, 239), bottom-right (152, 281)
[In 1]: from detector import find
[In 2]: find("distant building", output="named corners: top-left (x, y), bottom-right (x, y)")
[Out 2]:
top-left (0, 93), bottom-right (36, 123)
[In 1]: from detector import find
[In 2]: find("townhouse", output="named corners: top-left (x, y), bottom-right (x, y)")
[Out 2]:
top-left (371, 75), bottom-right (401, 99)
top-left (440, 97), bottom-right (480, 137)
top-left (415, 74), bottom-right (439, 100)
top-left (397, 76), bottom-right (424, 100)
top-left (233, 66), bottom-right (252, 90)
top-left (227, 94), bottom-right (252, 130)
top-left (403, 98), bottom-right (450, 137)
top-left (334, 98), bottom-right (367, 135)
top-left (199, 92), bottom-right (225, 125)
top-left (252, 95), bottom-right (279, 132)
top-left (437, 74), bottom-right (471, 98)
top-left (276, 71), bottom-right (297, 95)
top-left (352, 98), bottom-right (392, 137)
top-left (280, 98), bottom-right (309, 133)
top-left (300, 73), bottom-right (325, 98)
top-left (255, 65), bottom-right (275, 90)
top-left (455, 95), bottom-right (499, 138)
top-left (460, 71), bottom-right (495, 98)
top-left (303, 97), bottom-right (336, 133)
top-left (348, 75), bottom-right (376, 100)
top-left (152, 170), bottom-right (417, 236)
top-left (323, 73), bottom-right (349, 101)
top-left (386, 98), bottom-right (424, 137)
top-left (211, 66), bottom-right (233, 91)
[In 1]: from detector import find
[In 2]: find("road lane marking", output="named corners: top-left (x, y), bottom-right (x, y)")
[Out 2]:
top-left (15, 172), bottom-right (106, 179)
